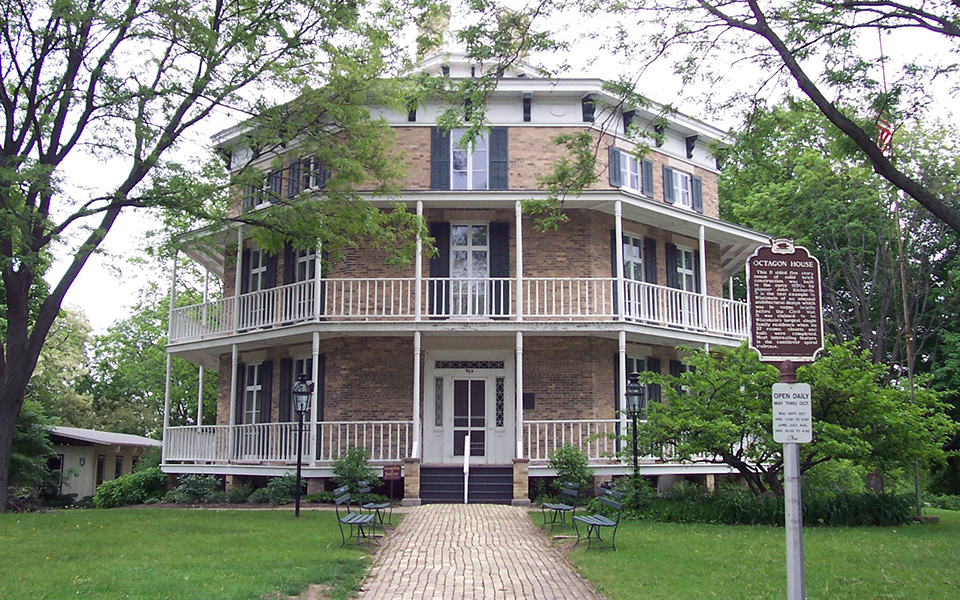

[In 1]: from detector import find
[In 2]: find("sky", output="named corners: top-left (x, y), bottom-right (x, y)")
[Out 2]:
top-left (48, 3), bottom-right (956, 333)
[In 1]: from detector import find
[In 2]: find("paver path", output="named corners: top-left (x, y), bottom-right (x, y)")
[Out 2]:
top-left (358, 504), bottom-right (600, 599)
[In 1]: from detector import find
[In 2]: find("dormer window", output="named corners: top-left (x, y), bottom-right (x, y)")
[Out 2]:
top-left (582, 94), bottom-right (598, 122)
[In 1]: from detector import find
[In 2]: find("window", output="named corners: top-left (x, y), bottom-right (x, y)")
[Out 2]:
top-left (451, 130), bottom-right (488, 190)
top-left (610, 148), bottom-right (653, 196)
top-left (622, 234), bottom-right (645, 282)
top-left (292, 357), bottom-right (313, 419)
top-left (582, 94), bottom-right (597, 122)
top-left (114, 455), bottom-right (123, 479)
top-left (621, 153), bottom-right (642, 192)
top-left (247, 249), bottom-right (268, 293)
top-left (243, 170), bottom-right (281, 209)
top-left (450, 224), bottom-right (489, 315)
top-left (96, 455), bottom-right (106, 487)
top-left (675, 247), bottom-right (696, 292)
top-left (522, 93), bottom-right (532, 122)
top-left (300, 157), bottom-right (328, 191)
top-left (131, 456), bottom-right (140, 470)
top-left (296, 248), bottom-right (317, 282)
top-left (244, 363), bottom-right (265, 424)
top-left (671, 170), bottom-right (692, 208)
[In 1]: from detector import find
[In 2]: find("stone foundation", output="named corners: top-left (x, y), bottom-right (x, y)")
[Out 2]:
top-left (511, 458), bottom-right (530, 506)
top-left (402, 458), bottom-right (422, 506)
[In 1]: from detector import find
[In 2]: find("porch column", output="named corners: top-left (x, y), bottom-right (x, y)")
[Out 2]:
top-left (162, 251), bottom-right (177, 460)
top-left (515, 200), bottom-right (523, 321)
top-left (412, 331), bottom-right (422, 459)
top-left (162, 355), bottom-right (172, 463)
top-left (228, 344), bottom-right (239, 462)
top-left (699, 224), bottom-right (708, 330)
top-left (615, 201), bottom-right (625, 320)
top-left (310, 331), bottom-right (320, 467)
top-left (729, 275), bottom-right (734, 301)
top-left (516, 331), bottom-right (524, 459)
top-left (197, 269), bottom-right (208, 426)
top-left (618, 330), bottom-right (627, 441)
top-left (415, 200), bottom-right (423, 322)
top-left (314, 242), bottom-right (323, 320)
top-left (233, 227), bottom-right (243, 332)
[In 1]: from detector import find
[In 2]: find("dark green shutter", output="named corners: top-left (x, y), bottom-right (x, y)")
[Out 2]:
top-left (489, 127), bottom-right (509, 190)
top-left (264, 252), bottom-right (277, 289)
top-left (243, 185), bottom-right (255, 211)
top-left (613, 355), bottom-right (621, 451)
top-left (669, 359), bottom-right (683, 378)
top-left (666, 243), bottom-right (679, 289)
top-left (317, 356), bottom-right (326, 422)
top-left (240, 249), bottom-right (251, 294)
top-left (429, 221), bottom-right (450, 315)
top-left (663, 166), bottom-right (675, 203)
top-left (643, 237), bottom-right (657, 284)
top-left (283, 243), bottom-right (296, 285)
top-left (608, 147), bottom-right (622, 187)
top-left (489, 222), bottom-right (510, 315)
top-left (641, 159), bottom-right (653, 196)
top-left (287, 161), bottom-right (301, 197)
top-left (694, 251), bottom-right (702, 294)
top-left (235, 363), bottom-right (246, 425)
top-left (692, 176), bottom-right (703, 213)
top-left (268, 171), bottom-right (282, 202)
top-left (430, 127), bottom-right (450, 190)
top-left (260, 361), bottom-right (274, 423)
top-left (646, 358), bottom-right (661, 404)
top-left (279, 359), bottom-right (292, 422)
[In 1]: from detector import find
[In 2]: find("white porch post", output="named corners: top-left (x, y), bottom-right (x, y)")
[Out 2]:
top-left (699, 224), bottom-right (708, 329)
top-left (162, 356), bottom-right (172, 463)
top-left (233, 227), bottom-right (243, 332)
top-left (314, 243), bottom-right (324, 320)
top-left (162, 251), bottom-right (177, 460)
top-left (515, 200), bottom-right (523, 321)
top-left (228, 344), bottom-right (239, 462)
top-left (618, 330), bottom-right (627, 441)
top-left (615, 201), bottom-right (625, 320)
top-left (310, 331), bottom-right (320, 467)
top-left (516, 331), bottom-right (524, 458)
top-left (413, 331), bottom-right (422, 459)
top-left (729, 275), bottom-right (734, 301)
top-left (415, 200), bottom-right (423, 322)
top-left (197, 269), bottom-right (208, 427)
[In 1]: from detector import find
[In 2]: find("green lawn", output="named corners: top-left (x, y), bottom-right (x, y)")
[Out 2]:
top-left (0, 508), bottom-right (372, 600)
top-left (536, 509), bottom-right (960, 599)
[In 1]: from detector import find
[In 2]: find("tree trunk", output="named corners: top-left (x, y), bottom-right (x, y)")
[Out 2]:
top-left (0, 386), bottom-right (27, 512)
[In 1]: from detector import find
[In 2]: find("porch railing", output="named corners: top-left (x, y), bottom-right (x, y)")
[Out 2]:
top-left (168, 277), bottom-right (748, 343)
top-left (315, 421), bottom-right (412, 463)
top-left (525, 419), bottom-right (622, 463)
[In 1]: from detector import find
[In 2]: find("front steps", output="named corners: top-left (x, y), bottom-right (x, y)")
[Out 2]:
top-left (420, 465), bottom-right (513, 504)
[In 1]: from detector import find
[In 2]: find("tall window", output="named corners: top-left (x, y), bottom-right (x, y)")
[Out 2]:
top-left (451, 129), bottom-right (488, 190)
top-left (627, 355), bottom-right (650, 412)
top-left (244, 170), bottom-right (281, 209)
top-left (671, 170), bottom-right (692, 208)
top-left (450, 224), bottom-right (489, 315)
top-left (244, 363), bottom-right (264, 424)
top-left (292, 357), bottom-right (313, 419)
top-left (296, 248), bottom-right (317, 282)
top-left (300, 157), bottom-right (328, 190)
top-left (675, 247), bottom-right (696, 292)
top-left (247, 249), bottom-right (268, 293)
top-left (620, 153), bottom-right (642, 192)
top-left (622, 234), bottom-right (645, 282)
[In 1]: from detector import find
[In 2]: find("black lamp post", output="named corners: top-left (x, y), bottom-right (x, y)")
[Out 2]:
top-left (625, 371), bottom-right (646, 483)
top-left (292, 373), bottom-right (314, 518)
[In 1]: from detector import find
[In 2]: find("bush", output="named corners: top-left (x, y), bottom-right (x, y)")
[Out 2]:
top-left (226, 483), bottom-right (253, 504)
top-left (173, 475), bottom-right (219, 503)
top-left (610, 476), bottom-right (659, 514)
top-left (264, 474), bottom-right (300, 505)
top-left (303, 491), bottom-right (334, 504)
top-left (247, 487), bottom-right (270, 504)
top-left (93, 467), bottom-right (167, 508)
top-left (925, 494), bottom-right (960, 511)
top-left (548, 445), bottom-right (593, 497)
top-left (333, 447), bottom-right (380, 493)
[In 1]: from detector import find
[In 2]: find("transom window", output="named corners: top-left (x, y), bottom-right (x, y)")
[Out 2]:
top-left (676, 247), bottom-right (696, 292)
top-left (622, 234), bottom-right (645, 282)
top-left (451, 130), bottom-right (488, 190)
top-left (248, 250), bottom-right (268, 293)
top-left (243, 363), bottom-right (264, 424)
top-left (671, 170), bottom-right (692, 208)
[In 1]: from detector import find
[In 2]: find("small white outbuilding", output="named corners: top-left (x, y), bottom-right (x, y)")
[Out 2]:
top-left (48, 427), bottom-right (162, 500)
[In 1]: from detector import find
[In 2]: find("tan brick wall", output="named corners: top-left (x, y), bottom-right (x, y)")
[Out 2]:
top-left (523, 337), bottom-right (617, 420)
top-left (322, 337), bottom-right (414, 422)
top-left (391, 127), bottom-right (431, 191)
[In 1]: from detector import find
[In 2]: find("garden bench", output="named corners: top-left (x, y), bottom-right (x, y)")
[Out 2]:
top-left (541, 482), bottom-right (580, 530)
top-left (574, 490), bottom-right (623, 550)
top-left (358, 480), bottom-right (394, 534)
top-left (334, 485), bottom-right (377, 547)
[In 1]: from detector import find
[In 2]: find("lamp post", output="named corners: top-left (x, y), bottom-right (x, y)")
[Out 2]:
top-left (625, 371), bottom-right (646, 483)
top-left (292, 373), bottom-right (314, 518)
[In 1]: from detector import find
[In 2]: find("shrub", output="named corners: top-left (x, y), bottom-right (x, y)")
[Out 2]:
top-left (93, 467), bottom-right (167, 508)
top-left (333, 447), bottom-right (380, 493)
top-left (173, 475), bottom-right (219, 503)
top-left (247, 487), bottom-right (270, 504)
top-left (548, 445), bottom-right (593, 496)
top-left (226, 483), bottom-right (253, 504)
top-left (926, 494), bottom-right (960, 511)
top-left (303, 491), bottom-right (334, 504)
top-left (264, 474), bottom-right (300, 505)
top-left (610, 476), bottom-right (658, 514)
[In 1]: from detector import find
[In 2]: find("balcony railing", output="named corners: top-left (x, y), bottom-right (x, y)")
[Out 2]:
top-left (163, 420), bottom-right (413, 464)
top-left (169, 277), bottom-right (748, 343)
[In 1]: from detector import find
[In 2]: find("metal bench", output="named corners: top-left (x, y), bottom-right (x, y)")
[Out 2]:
top-left (574, 490), bottom-right (623, 550)
top-left (541, 482), bottom-right (580, 530)
top-left (358, 480), bottom-right (394, 535)
top-left (334, 485), bottom-right (377, 547)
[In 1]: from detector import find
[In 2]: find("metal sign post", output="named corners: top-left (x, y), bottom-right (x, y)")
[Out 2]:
top-left (747, 239), bottom-right (823, 600)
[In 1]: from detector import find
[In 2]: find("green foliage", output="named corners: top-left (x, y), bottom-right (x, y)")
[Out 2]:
top-left (925, 495), bottom-right (960, 512)
top-left (226, 483), bottom-right (253, 504)
top-left (8, 400), bottom-right (55, 491)
top-left (133, 447), bottom-right (162, 472)
top-left (264, 475), bottom-right (300, 506)
top-left (92, 468), bottom-right (167, 508)
top-left (333, 447), bottom-right (380, 493)
top-left (247, 488), bottom-right (270, 504)
top-left (609, 476), bottom-right (659, 514)
top-left (172, 475), bottom-right (219, 504)
top-left (303, 491), bottom-right (335, 504)
top-left (548, 444), bottom-right (594, 495)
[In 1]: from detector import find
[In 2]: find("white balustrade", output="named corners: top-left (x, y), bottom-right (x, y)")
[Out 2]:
top-left (164, 425), bottom-right (231, 462)
top-left (524, 278), bottom-right (615, 319)
top-left (322, 278), bottom-right (417, 319)
top-left (169, 297), bottom-right (232, 342)
top-left (525, 419), bottom-right (622, 463)
top-left (425, 278), bottom-right (513, 318)
top-left (233, 422), bottom-right (310, 462)
top-left (315, 421), bottom-right (412, 463)
top-left (623, 280), bottom-right (747, 337)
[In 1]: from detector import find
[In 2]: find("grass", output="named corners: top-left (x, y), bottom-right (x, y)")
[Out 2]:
top-left (0, 508), bottom-right (373, 600)
top-left (535, 509), bottom-right (960, 599)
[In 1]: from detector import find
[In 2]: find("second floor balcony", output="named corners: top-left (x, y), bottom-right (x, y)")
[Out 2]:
top-left (169, 276), bottom-right (748, 344)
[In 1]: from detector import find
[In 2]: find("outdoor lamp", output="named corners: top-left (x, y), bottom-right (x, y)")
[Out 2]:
top-left (293, 374), bottom-right (314, 415)
top-left (625, 371), bottom-right (646, 415)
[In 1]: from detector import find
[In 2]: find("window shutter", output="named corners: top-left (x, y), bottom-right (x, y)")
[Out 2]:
top-left (694, 251), bottom-right (702, 293)
top-left (260, 361), bottom-right (273, 423)
top-left (429, 221), bottom-right (450, 315)
top-left (240, 249), bottom-right (251, 294)
top-left (641, 159), bottom-right (654, 196)
top-left (613, 355), bottom-right (621, 449)
top-left (234, 363), bottom-right (246, 425)
top-left (665, 243), bottom-right (679, 289)
top-left (608, 147), bottom-right (622, 187)
top-left (669, 359), bottom-right (683, 378)
top-left (489, 127), bottom-right (509, 190)
top-left (610, 230), bottom-right (620, 315)
top-left (264, 252), bottom-right (277, 289)
top-left (643, 237), bottom-right (658, 284)
top-left (430, 127), bottom-right (450, 190)
top-left (279, 358), bottom-right (292, 422)
top-left (268, 171), bottom-right (282, 202)
top-left (243, 185), bottom-right (255, 211)
top-left (317, 355), bottom-right (326, 422)
top-left (489, 222), bottom-right (510, 315)
top-left (663, 166), bottom-right (675, 203)
top-left (283, 243), bottom-right (296, 285)
top-left (646, 357), bottom-right (662, 404)
top-left (287, 161), bottom-right (301, 197)
top-left (692, 176), bottom-right (703, 213)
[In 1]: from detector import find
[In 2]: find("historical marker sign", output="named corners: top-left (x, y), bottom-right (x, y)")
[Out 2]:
top-left (773, 383), bottom-right (813, 444)
top-left (747, 239), bottom-right (824, 363)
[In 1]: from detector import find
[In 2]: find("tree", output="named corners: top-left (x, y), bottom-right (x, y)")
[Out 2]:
top-left (581, 0), bottom-right (960, 233)
top-left (638, 342), bottom-right (955, 495)
top-left (6, 400), bottom-right (55, 510)
top-left (28, 308), bottom-right (97, 428)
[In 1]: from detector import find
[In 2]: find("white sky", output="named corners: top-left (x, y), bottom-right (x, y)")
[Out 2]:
top-left (50, 6), bottom-right (956, 333)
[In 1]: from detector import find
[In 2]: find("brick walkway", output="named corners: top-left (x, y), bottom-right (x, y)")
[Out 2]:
top-left (358, 504), bottom-right (600, 599)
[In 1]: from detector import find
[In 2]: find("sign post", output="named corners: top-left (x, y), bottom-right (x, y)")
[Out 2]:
top-left (747, 239), bottom-right (823, 600)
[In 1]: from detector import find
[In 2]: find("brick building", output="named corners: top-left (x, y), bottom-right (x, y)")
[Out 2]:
top-left (160, 49), bottom-right (768, 504)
